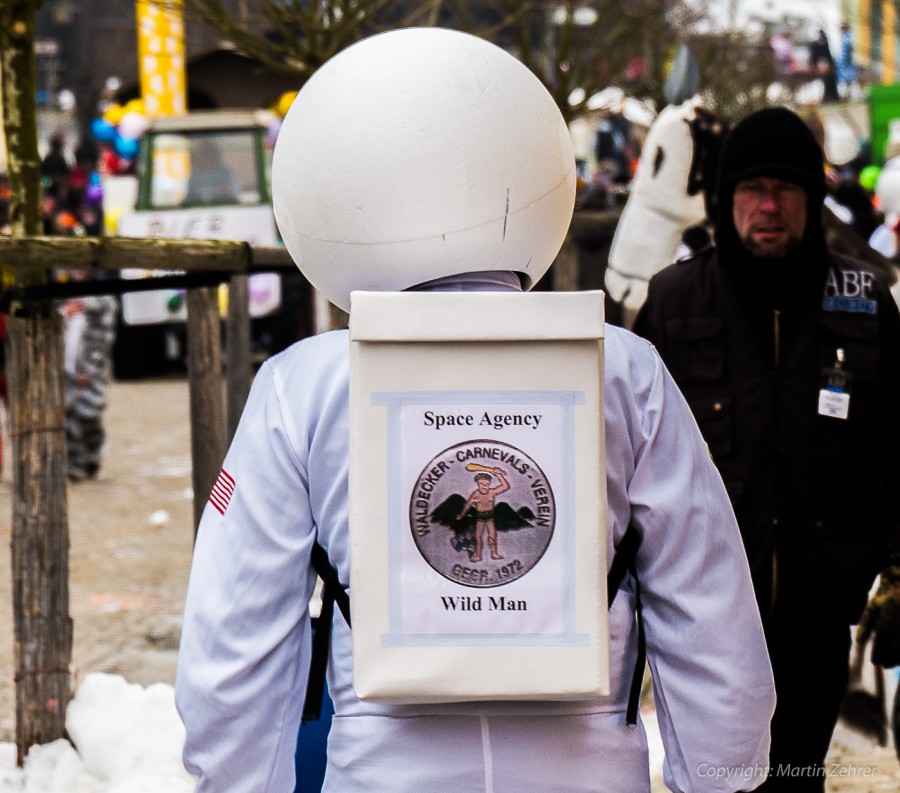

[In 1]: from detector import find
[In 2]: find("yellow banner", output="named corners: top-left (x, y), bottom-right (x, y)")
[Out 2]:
top-left (136, 0), bottom-right (187, 117)
top-left (884, 0), bottom-right (897, 82)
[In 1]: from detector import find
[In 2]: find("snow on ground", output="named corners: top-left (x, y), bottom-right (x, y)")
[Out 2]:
top-left (3, 675), bottom-right (891, 793)
top-left (0, 674), bottom-right (195, 792)
top-left (0, 672), bottom-right (662, 792)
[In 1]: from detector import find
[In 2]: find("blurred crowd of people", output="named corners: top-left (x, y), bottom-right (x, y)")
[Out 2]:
top-left (39, 132), bottom-right (105, 238)
top-left (770, 22), bottom-right (858, 103)
top-left (574, 107), bottom-right (640, 211)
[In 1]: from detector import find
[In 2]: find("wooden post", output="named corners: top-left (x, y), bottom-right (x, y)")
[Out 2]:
top-left (328, 302), bottom-right (349, 330)
top-left (552, 235), bottom-right (581, 292)
top-left (7, 309), bottom-right (72, 764)
top-left (225, 274), bottom-right (251, 443)
top-left (186, 288), bottom-right (226, 534)
top-left (1, 0), bottom-right (73, 764)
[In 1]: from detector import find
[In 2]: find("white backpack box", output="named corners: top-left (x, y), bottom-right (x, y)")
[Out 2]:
top-left (348, 290), bottom-right (608, 703)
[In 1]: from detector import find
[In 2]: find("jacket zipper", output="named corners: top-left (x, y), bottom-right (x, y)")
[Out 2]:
top-left (769, 534), bottom-right (779, 618)
top-left (773, 309), bottom-right (782, 368)
top-left (770, 309), bottom-right (783, 616)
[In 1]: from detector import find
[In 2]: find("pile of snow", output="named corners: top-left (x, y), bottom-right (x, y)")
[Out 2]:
top-left (0, 674), bottom-right (195, 792)
top-left (0, 672), bottom-right (666, 792)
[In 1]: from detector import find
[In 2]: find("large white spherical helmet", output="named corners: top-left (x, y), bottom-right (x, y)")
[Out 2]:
top-left (272, 27), bottom-right (576, 312)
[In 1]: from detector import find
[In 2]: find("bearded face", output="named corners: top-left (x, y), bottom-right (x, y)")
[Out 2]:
top-left (732, 177), bottom-right (808, 258)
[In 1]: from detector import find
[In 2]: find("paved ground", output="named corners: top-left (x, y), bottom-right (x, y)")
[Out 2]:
top-left (0, 375), bottom-right (898, 791)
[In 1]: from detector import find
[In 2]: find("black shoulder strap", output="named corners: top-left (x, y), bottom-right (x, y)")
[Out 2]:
top-left (607, 523), bottom-right (641, 605)
top-left (302, 542), bottom-right (350, 722)
top-left (607, 524), bottom-right (645, 726)
top-left (311, 542), bottom-right (351, 625)
top-left (302, 527), bottom-right (646, 725)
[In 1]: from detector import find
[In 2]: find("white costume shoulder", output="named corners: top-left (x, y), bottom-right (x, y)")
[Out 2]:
top-left (176, 325), bottom-right (774, 793)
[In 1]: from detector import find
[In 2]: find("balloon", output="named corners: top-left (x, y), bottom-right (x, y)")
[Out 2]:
top-left (118, 111), bottom-right (150, 140)
top-left (85, 182), bottom-right (104, 205)
top-left (103, 103), bottom-right (125, 126)
top-left (276, 91), bottom-right (298, 118)
top-left (91, 117), bottom-right (117, 143)
top-left (124, 98), bottom-right (146, 116)
top-left (859, 164), bottom-right (882, 193)
top-left (113, 134), bottom-right (139, 160)
top-left (89, 170), bottom-right (102, 186)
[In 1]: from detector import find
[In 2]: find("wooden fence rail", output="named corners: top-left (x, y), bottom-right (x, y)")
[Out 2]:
top-left (0, 237), bottom-right (295, 272)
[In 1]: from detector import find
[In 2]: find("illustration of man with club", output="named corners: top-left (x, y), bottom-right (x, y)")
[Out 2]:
top-left (458, 465), bottom-right (509, 562)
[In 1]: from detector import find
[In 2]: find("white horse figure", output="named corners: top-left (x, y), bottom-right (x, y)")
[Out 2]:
top-left (604, 98), bottom-right (725, 312)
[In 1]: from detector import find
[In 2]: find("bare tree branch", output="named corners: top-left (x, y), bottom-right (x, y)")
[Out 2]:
top-left (177, 1), bottom-right (781, 124)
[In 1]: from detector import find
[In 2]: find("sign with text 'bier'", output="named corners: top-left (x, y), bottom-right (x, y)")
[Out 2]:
top-left (349, 291), bottom-right (608, 704)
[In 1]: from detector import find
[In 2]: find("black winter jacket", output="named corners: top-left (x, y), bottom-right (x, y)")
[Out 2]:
top-left (633, 247), bottom-right (900, 621)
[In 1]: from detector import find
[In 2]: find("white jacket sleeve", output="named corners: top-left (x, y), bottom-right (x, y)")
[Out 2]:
top-left (175, 359), bottom-right (319, 793)
top-left (617, 334), bottom-right (776, 792)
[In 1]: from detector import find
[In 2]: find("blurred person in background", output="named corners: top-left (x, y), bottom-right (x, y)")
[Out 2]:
top-left (634, 107), bottom-right (900, 791)
top-left (60, 269), bottom-right (118, 482)
top-left (836, 22), bottom-right (857, 99)
top-left (41, 131), bottom-right (71, 190)
top-left (810, 29), bottom-right (839, 103)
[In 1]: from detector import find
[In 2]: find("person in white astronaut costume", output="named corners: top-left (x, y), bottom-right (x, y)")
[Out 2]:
top-left (175, 28), bottom-right (775, 793)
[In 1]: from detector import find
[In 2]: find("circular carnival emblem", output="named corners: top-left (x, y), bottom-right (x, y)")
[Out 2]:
top-left (409, 439), bottom-right (556, 588)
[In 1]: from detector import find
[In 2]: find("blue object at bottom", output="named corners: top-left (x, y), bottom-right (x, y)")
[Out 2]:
top-left (295, 623), bottom-right (334, 792)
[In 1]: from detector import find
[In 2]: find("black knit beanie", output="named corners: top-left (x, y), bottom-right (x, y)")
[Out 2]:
top-left (714, 106), bottom-right (829, 317)
top-left (717, 106), bottom-right (825, 199)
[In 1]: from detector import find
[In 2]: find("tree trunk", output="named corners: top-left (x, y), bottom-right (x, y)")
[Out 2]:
top-left (0, 1), bottom-right (43, 242)
top-left (225, 274), bottom-right (251, 444)
top-left (1, 1), bottom-right (74, 765)
top-left (7, 311), bottom-right (72, 766)
top-left (328, 302), bottom-right (349, 331)
top-left (187, 287), bottom-right (226, 533)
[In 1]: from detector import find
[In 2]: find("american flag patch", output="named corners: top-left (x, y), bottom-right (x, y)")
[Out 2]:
top-left (209, 469), bottom-right (236, 515)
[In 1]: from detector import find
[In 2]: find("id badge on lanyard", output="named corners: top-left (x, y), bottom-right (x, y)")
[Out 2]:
top-left (818, 347), bottom-right (851, 420)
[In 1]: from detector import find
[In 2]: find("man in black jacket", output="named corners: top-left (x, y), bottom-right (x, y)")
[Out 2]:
top-left (633, 106), bottom-right (900, 791)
